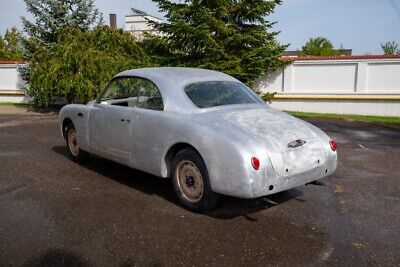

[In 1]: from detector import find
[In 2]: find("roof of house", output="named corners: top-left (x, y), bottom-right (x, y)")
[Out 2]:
top-left (130, 8), bottom-right (147, 16)
top-left (125, 8), bottom-right (163, 21)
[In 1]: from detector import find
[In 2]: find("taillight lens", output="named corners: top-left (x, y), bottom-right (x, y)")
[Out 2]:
top-left (329, 140), bottom-right (337, 151)
top-left (251, 156), bottom-right (260, 170)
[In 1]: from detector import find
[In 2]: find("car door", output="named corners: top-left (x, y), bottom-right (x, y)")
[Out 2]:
top-left (128, 78), bottom-right (166, 174)
top-left (89, 77), bottom-right (139, 165)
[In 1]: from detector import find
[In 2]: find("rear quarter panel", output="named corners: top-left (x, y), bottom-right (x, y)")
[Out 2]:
top-left (156, 112), bottom-right (259, 197)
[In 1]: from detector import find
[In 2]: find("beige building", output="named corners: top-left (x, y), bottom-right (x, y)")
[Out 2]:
top-left (124, 8), bottom-right (163, 40)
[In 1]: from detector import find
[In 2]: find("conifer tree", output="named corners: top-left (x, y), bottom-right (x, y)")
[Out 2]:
top-left (144, 0), bottom-right (287, 84)
top-left (22, 0), bottom-right (102, 45)
top-left (20, 0), bottom-right (103, 91)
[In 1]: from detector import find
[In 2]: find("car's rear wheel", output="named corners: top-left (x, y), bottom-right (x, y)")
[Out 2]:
top-left (65, 123), bottom-right (89, 163)
top-left (171, 148), bottom-right (219, 212)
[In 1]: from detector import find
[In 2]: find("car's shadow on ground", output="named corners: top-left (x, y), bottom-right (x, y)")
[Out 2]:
top-left (21, 249), bottom-right (88, 267)
top-left (52, 146), bottom-right (303, 220)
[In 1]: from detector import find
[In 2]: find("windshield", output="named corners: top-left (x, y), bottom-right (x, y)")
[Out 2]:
top-left (184, 81), bottom-right (263, 108)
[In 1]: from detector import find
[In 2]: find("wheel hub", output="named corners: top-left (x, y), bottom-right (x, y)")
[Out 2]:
top-left (185, 176), bottom-right (195, 187)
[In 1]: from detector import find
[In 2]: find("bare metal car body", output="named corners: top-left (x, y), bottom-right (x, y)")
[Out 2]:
top-left (59, 67), bottom-right (337, 199)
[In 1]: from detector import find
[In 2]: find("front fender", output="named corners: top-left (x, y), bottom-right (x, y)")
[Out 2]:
top-left (59, 104), bottom-right (92, 151)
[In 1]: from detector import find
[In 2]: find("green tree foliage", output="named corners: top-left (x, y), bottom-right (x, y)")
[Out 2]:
top-left (0, 37), bottom-right (3, 59)
top-left (0, 27), bottom-right (25, 61)
top-left (21, 0), bottom-right (106, 106)
top-left (300, 37), bottom-right (340, 56)
top-left (22, 0), bottom-right (102, 45)
top-left (143, 0), bottom-right (287, 85)
top-left (381, 41), bottom-right (400, 55)
top-left (21, 0), bottom-right (103, 67)
top-left (28, 27), bottom-right (149, 106)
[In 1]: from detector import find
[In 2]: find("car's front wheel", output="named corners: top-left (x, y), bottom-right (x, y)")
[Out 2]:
top-left (171, 148), bottom-right (219, 212)
top-left (65, 123), bottom-right (89, 163)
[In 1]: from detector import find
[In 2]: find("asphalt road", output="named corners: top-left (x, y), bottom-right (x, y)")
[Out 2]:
top-left (0, 106), bottom-right (399, 266)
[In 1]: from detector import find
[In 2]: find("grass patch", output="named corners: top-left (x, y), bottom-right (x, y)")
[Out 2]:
top-left (288, 111), bottom-right (400, 129)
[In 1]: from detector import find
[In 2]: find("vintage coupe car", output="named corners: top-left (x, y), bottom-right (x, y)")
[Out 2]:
top-left (59, 67), bottom-right (337, 211)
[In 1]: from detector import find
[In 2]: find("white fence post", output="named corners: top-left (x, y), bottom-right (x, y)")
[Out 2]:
top-left (282, 64), bottom-right (293, 93)
top-left (355, 61), bottom-right (368, 93)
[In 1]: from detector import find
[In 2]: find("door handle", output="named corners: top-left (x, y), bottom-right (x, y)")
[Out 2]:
top-left (121, 119), bottom-right (131, 123)
top-left (77, 112), bottom-right (83, 117)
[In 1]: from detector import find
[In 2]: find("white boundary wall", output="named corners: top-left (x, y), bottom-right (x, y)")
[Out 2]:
top-left (0, 62), bottom-right (30, 103)
top-left (255, 56), bottom-right (400, 116)
top-left (1, 57), bottom-right (400, 116)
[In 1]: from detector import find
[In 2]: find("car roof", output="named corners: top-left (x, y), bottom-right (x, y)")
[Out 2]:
top-left (114, 67), bottom-right (241, 113)
top-left (115, 67), bottom-right (239, 89)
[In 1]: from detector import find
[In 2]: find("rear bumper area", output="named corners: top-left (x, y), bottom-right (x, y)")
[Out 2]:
top-left (257, 165), bottom-right (334, 197)
top-left (239, 157), bottom-right (337, 199)
top-left (212, 150), bottom-right (337, 199)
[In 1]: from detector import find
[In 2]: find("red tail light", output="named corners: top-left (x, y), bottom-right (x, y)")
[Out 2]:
top-left (251, 156), bottom-right (260, 170)
top-left (329, 140), bottom-right (337, 151)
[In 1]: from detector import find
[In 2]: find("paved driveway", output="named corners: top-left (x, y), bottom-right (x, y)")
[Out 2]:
top-left (0, 106), bottom-right (399, 266)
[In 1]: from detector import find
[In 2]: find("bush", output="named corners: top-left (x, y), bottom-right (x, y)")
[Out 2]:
top-left (27, 27), bottom-right (149, 106)
top-left (260, 92), bottom-right (277, 103)
top-left (0, 27), bottom-right (24, 61)
top-left (300, 37), bottom-right (340, 56)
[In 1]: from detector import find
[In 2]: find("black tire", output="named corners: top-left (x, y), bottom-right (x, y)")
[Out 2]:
top-left (171, 148), bottom-right (219, 212)
top-left (65, 123), bottom-right (89, 163)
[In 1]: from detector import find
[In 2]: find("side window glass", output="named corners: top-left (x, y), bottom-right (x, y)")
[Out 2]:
top-left (99, 78), bottom-right (140, 107)
top-left (137, 80), bottom-right (164, 111)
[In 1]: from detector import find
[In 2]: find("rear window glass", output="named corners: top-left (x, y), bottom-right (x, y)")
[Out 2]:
top-left (184, 81), bottom-right (261, 108)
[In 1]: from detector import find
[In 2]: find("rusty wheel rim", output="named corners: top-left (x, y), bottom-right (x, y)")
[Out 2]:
top-left (67, 129), bottom-right (79, 157)
top-left (176, 160), bottom-right (204, 203)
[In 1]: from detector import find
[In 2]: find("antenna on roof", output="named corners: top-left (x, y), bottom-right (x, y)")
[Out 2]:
top-left (131, 8), bottom-right (147, 16)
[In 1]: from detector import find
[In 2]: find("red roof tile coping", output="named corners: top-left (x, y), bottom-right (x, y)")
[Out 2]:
top-left (281, 54), bottom-right (400, 61)
top-left (0, 61), bottom-right (27, 64)
top-left (2, 55), bottom-right (400, 64)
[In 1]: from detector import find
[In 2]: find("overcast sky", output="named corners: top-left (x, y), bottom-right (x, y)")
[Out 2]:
top-left (1, 0), bottom-right (399, 55)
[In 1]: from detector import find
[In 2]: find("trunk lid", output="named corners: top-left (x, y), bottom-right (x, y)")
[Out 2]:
top-left (217, 106), bottom-right (327, 177)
